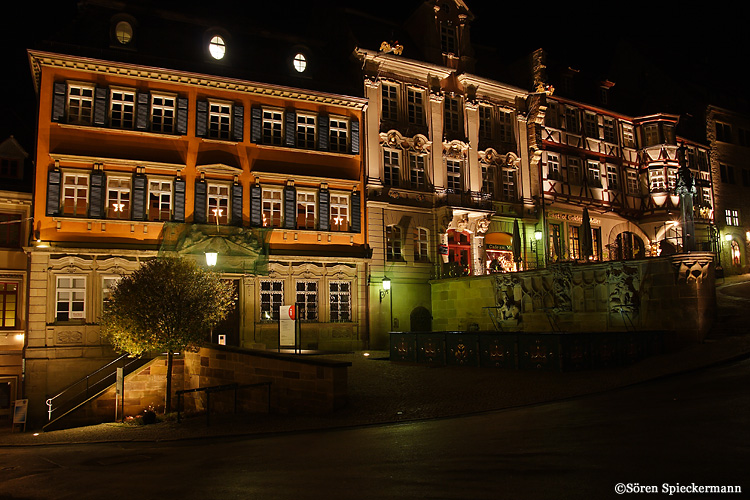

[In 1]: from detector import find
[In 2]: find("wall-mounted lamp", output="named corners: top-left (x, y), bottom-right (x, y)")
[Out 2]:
top-left (380, 277), bottom-right (391, 303)
top-left (725, 234), bottom-right (733, 242)
top-left (205, 252), bottom-right (218, 267)
top-left (534, 230), bottom-right (543, 241)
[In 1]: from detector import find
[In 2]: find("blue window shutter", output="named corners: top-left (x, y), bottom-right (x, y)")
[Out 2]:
top-left (350, 190), bottom-right (361, 233)
top-left (52, 82), bottom-right (66, 122)
top-left (93, 87), bottom-right (108, 126)
top-left (194, 180), bottom-right (207, 223)
top-left (173, 177), bottom-right (186, 222)
top-left (176, 98), bottom-right (188, 135)
top-left (284, 185), bottom-right (296, 230)
top-left (196, 101), bottom-right (208, 138)
top-left (318, 188), bottom-right (330, 231)
top-left (250, 107), bottom-right (262, 143)
top-left (250, 183), bottom-right (262, 226)
top-left (136, 92), bottom-right (149, 130)
top-left (350, 118), bottom-right (360, 154)
top-left (318, 115), bottom-right (329, 151)
top-left (232, 182), bottom-right (243, 226)
top-left (232, 105), bottom-right (244, 142)
top-left (89, 170), bottom-right (106, 219)
top-left (131, 174), bottom-right (147, 221)
top-left (46, 169), bottom-right (61, 216)
top-left (285, 110), bottom-right (296, 147)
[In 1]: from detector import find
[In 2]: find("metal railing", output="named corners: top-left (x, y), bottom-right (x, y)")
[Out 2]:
top-left (176, 381), bottom-right (272, 426)
top-left (45, 353), bottom-right (149, 424)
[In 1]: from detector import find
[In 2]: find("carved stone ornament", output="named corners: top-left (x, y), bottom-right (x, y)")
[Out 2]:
top-left (57, 330), bottom-right (83, 344)
top-left (475, 216), bottom-right (491, 235)
top-left (444, 140), bottom-right (469, 159)
top-left (670, 256), bottom-right (712, 284)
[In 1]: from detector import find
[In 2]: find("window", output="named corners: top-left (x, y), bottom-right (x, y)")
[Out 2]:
top-left (606, 164), bottom-right (619, 190)
top-left (293, 53), bottom-right (307, 73)
top-left (621, 123), bottom-right (635, 148)
top-left (0, 283), bottom-right (18, 328)
top-left (720, 164), bottom-right (735, 184)
top-left (383, 149), bottom-right (400, 187)
top-left (208, 101), bottom-right (232, 140)
top-left (583, 113), bottom-right (599, 139)
top-left (56, 276), bottom-right (86, 321)
top-left (262, 109), bottom-right (284, 145)
top-left (444, 96), bottom-right (461, 134)
top-left (407, 88), bottom-right (425, 125)
top-left (382, 84), bottom-right (398, 121)
top-left (259, 280), bottom-right (283, 321)
top-left (702, 187), bottom-right (712, 207)
top-left (386, 225), bottom-right (402, 261)
top-left (295, 281), bottom-right (317, 321)
top-left (726, 209), bottom-right (740, 226)
top-left (414, 227), bottom-right (429, 262)
top-left (549, 224), bottom-right (561, 262)
top-left (666, 168), bottom-right (677, 190)
top-left (329, 118), bottom-right (348, 153)
top-left (643, 123), bottom-right (659, 147)
top-left (446, 159), bottom-right (462, 192)
top-left (115, 21), bottom-right (133, 45)
top-left (716, 122), bottom-right (732, 143)
top-left (0, 214), bottom-right (21, 248)
top-left (626, 170), bottom-right (639, 194)
top-left (447, 230), bottom-right (471, 273)
top-left (545, 101), bottom-right (560, 128)
top-left (547, 153), bottom-right (561, 180)
top-left (479, 105), bottom-right (493, 140)
top-left (731, 240), bottom-right (741, 266)
top-left (497, 110), bottom-right (514, 143)
top-left (565, 107), bottom-right (580, 134)
top-left (569, 226), bottom-right (580, 260)
top-left (0, 158), bottom-right (19, 179)
top-left (151, 94), bottom-right (176, 134)
top-left (148, 180), bottom-right (172, 221)
top-left (587, 161), bottom-right (601, 186)
top-left (649, 169), bottom-right (666, 191)
top-left (501, 168), bottom-right (516, 201)
top-left (67, 83), bottom-right (94, 125)
top-left (62, 173), bottom-right (89, 216)
top-left (440, 23), bottom-right (456, 54)
top-left (296, 114), bottom-right (316, 149)
top-left (603, 117), bottom-right (617, 143)
top-left (591, 228), bottom-right (601, 261)
top-left (209, 35), bottom-right (226, 60)
top-left (743, 169), bottom-right (750, 187)
top-left (207, 184), bottom-right (230, 224)
top-left (110, 89), bottom-right (135, 129)
top-left (330, 194), bottom-right (349, 231)
top-left (567, 157), bottom-right (581, 185)
top-left (106, 177), bottom-right (131, 219)
top-left (662, 123), bottom-right (676, 145)
top-left (739, 128), bottom-right (750, 147)
top-left (481, 164), bottom-right (495, 196)
top-left (329, 281), bottom-right (351, 322)
top-left (262, 189), bottom-right (282, 227)
top-left (102, 276), bottom-right (120, 314)
top-left (296, 192), bottom-right (316, 230)
top-left (409, 153), bottom-right (426, 189)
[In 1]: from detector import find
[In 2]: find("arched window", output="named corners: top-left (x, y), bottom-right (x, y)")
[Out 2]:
top-left (731, 240), bottom-right (741, 266)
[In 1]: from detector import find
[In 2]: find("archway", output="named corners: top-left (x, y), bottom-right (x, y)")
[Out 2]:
top-left (410, 306), bottom-right (432, 332)
top-left (612, 231), bottom-right (645, 260)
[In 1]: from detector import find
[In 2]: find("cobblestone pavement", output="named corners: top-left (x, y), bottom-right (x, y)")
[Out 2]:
top-left (3, 274), bottom-right (749, 447)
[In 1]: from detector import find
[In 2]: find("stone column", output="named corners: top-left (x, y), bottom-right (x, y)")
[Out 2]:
top-left (364, 78), bottom-right (384, 187)
top-left (465, 101), bottom-right (480, 193)
top-left (429, 92), bottom-right (445, 190)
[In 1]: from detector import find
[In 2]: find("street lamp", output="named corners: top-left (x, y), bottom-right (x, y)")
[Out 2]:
top-left (724, 234), bottom-right (733, 242)
top-left (380, 277), bottom-right (391, 303)
top-left (205, 252), bottom-right (218, 267)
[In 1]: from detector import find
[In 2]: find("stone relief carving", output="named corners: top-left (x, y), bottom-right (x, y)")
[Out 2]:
top-left (494, 274), bottom-right (521, 321)
top-left (57, 330), bottom-right (83, 344)
top-left (607, 263), bottom-right (640, 313)
top-left (671, 258), bottom-right (711, 284)
top-left (549, 263), bottom-right (572, 312)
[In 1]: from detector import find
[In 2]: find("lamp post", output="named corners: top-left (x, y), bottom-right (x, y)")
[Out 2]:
top-left (380, 277), bottom-right (393, 332)
top-left (205, 252), bottom-right (218, 267)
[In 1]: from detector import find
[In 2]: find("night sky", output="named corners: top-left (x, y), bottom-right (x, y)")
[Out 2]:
top-left (1, 1), bottom-right (746, 154)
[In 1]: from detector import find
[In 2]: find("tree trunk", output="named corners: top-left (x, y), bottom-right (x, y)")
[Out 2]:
top-left (165, 351), bottom-right (173, 413)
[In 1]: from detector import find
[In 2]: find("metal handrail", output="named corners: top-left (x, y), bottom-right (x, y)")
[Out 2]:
top-left (176, 381), bottom-right (272, 426)
top-left (45, 353), bottom-right (146, 422)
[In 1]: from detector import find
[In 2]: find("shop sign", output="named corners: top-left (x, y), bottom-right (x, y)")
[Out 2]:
top-left (486, 244), bottom-right (512, 251)
top-left (438, 244), bottom-right (449, 255)
top-left (548, 212), bottom-right (600, 225)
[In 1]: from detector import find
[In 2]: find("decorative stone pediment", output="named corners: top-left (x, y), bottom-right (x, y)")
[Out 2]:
top-left (380, 130), bottom-right (432, 153)
top-left (196, 163), bottom-right (243, 176)
top-left (443, 140), bottom-right (469, 158)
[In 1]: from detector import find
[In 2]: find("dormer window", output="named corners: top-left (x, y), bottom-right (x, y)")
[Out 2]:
top-left (440, 23), bottom-right (456, 54)
top-left (115, 21), bottom-right (133, 45)
top-left (209, 35), bottom-right (226, 60)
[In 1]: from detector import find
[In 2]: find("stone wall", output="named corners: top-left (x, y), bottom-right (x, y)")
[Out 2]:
top-left (47, 345), bottom-right (350, 429)
top-left (431, 253), bottom-right (716, 348)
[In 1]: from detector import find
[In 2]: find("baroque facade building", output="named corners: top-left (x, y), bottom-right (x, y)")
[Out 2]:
top-left (25, 4), bottom-right (367, 423)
